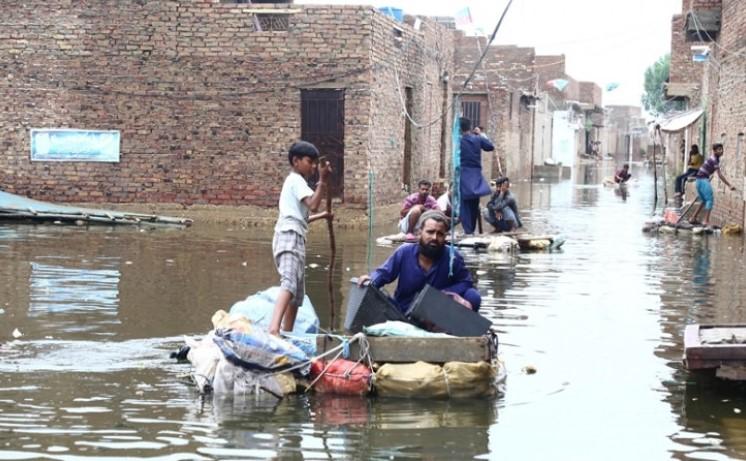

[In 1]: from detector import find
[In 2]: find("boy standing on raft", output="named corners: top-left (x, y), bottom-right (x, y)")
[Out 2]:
top-left (268, 141), bottom-right (332, 336)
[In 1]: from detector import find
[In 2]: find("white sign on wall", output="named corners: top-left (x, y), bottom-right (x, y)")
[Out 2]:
top-left (30, 129), bottom-right (120, 162)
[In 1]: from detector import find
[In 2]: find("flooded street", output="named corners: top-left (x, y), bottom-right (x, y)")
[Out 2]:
top-left (2, 162), bottom-right (746, 460)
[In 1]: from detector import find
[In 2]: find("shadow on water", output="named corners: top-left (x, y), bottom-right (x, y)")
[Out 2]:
top-left (1, 162), bottom-right (746, 459)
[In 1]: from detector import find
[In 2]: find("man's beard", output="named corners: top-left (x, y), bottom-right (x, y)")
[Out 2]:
top-left (419, 241), bottom-right (444, 259)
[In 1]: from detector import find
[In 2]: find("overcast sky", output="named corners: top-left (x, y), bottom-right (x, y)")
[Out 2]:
top-left (298, 0), bottom-right (682, 108)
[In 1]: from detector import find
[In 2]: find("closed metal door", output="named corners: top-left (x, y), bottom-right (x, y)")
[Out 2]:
top-left (301, 89), bottom-right (345, 199)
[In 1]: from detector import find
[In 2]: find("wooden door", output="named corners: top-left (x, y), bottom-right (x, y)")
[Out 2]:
top-left (301, 89), bottom-right (345, 199)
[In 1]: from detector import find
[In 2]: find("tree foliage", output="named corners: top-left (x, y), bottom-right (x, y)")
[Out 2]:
top-left (642, 54), bottom-right (684, 115)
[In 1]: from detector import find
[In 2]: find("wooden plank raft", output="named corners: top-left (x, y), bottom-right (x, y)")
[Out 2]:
top-left (377, 232), bottom-right (563, 251)
top-left (684, 324), bottom-right (746, 379)
top-left (315, 335), bottom-right (493, 363)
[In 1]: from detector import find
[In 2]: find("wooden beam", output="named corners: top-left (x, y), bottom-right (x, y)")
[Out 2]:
top-left (316, 335), bottom-right (492, 363)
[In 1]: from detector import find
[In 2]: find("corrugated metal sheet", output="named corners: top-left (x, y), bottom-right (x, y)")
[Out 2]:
top-left (659, 109), bottom-right (703, 133)
top-left (0, 190), bottom-right (191, 226)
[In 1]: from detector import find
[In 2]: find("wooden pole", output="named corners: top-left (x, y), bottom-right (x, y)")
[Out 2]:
top-left (652, 124), bottom-right (659, 214)
top-left (325, 167), bottom-right (337, 331)
top-left (659, 126), bottom-right (667, 206)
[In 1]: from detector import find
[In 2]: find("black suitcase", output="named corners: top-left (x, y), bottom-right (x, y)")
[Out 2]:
top-left (344, 278), bottom-right (409, 333)
top-left (406, 284), bottom-right (492, 337)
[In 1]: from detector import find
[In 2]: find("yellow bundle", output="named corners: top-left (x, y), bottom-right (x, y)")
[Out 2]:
top-left (722, 224), bottom-right (743, 236)
top-left (373, 361), bottom-right (496, 398)
top-left (528, 239), bottom-right (551, 249)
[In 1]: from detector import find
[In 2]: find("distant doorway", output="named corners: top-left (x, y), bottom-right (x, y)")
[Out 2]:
top-left (301, 89), bottom-right (345, 199)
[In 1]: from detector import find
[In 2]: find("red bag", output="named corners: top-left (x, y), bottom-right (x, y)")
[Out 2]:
top-left (310, 358), bottom-right (371, 395)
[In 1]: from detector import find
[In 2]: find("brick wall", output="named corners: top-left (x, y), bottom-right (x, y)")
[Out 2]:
top-left (710, 0), bottom-right (746, 225)
top-left (0, 1), bottom-right (452, 209)
top-left (367, 14), bottom-right (453, 205)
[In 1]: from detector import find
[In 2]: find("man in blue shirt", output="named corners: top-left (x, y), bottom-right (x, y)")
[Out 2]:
top-left (459, 117), bottom-right (495, 236)
top-left (358, 210), bottom-right (482, 312)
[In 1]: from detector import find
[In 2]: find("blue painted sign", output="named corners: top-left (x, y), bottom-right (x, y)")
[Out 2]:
top-left (30, 129), bottom-right (120, 162)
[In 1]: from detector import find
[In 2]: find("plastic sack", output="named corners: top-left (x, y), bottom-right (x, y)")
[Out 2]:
top-left (527, 239), bottom-right (551, 250)
top-left (723, 224), bottom-right (743, 235)
top-left (185, 332), bottom-right (222, 394)
top-left (213, 357), bottom-right (296, 397)
top-left (229, 286), bottom-right (320, 334)
top-left (282, 333), bottom-right (318, 357)
top-left (211, 309), bottom-right (252, 333)
top-left (363, 321), bottom-right (453, 338)
top-left (373, 361), bottom-right (496, 398)
top-left (211, 309), bottom-right (317, 356)
top-left (212, 327), bottom-right (308, 374)
top-left (487, 236), bottom-right (518, 253)
top-left (309, 358), bottom-right (371, 395)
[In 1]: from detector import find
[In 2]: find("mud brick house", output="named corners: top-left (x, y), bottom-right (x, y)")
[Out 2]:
top-left (0, 1), bottom-right (453, 208)
top-left (666, 0), bottom-right (746, 226)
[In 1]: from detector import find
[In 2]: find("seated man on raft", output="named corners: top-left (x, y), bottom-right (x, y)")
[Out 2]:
top-left (614, 164), bottom-right (632, 184)
top-left (359, 210), bottom-right (481, 312)
top-left (398, 179), bottom-right (440, 238)
top-left (483, 176), bottom-right (522, 233)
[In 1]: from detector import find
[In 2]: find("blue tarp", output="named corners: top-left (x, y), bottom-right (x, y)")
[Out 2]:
top-left (229, 286), bottom-right (320, 335)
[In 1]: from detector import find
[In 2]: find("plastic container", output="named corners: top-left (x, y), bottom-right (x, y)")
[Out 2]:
top-left (406, 285), bottom-right (492, 337)
top-left (378, 6), bottom-right (404, 22)
top-left (345, 278), bottom-right (408, 333)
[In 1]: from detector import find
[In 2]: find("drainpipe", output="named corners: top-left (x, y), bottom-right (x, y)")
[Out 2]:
top-left (738, 132), bottom-right (745, 233)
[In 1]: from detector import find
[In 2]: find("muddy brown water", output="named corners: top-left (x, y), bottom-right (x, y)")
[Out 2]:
top-left (1, 163), bottom-right (746, 460)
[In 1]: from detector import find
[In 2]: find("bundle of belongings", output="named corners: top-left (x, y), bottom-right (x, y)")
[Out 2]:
top-left (178, 287), bottom-right (319, 397)
top-left (183, 309), bottom-right (309, 397)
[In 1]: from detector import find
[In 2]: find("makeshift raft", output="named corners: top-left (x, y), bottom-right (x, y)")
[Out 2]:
top-left (0, 190), bottom-right (192, 227)
top-left (684, 324), bottom-right (746, 380)
top-left (377, 232), bottom-right (565, 251)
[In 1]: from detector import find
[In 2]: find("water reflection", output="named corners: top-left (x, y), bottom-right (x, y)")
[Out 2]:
top-left (29, 261), bottom-right (121, 335)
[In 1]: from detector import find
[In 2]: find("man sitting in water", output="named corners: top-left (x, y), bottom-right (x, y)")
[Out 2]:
top-left (484, 177), bottom-right (522, 233)
top-left (359, 210), bottom-right (481, 312)
top-left (614, 164), bottom-right (632, 184)
top-left (398, 179), bottom-right (440, 238)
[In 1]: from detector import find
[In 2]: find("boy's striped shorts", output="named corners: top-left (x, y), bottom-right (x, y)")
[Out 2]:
top-left (272, 230), bottom-right (306, 303)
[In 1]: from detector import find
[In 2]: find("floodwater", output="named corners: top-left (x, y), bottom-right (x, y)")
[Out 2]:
top-left (1, 162), bottom-right (746, 460)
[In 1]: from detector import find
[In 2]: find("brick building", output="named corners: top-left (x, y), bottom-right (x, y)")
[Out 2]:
top-left (578, 81), bottom-right (604, 156)
top-left (605, 105), bottom-right (647, 161)
top-left (0, 1), bottom-right (453, 209)
top-left (453, 34), bottom-right (538, 179)
top-left (666, 0), bottom-right (746, 226)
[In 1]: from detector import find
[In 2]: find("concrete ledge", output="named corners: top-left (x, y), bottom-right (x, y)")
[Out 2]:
top-left (533, 164), bottom-right (570, 180)
top-left (71, 201), bottom-right (401, 229)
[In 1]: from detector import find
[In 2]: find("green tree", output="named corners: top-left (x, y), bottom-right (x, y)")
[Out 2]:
top-left (641, 54), bottom-right (684, 115)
